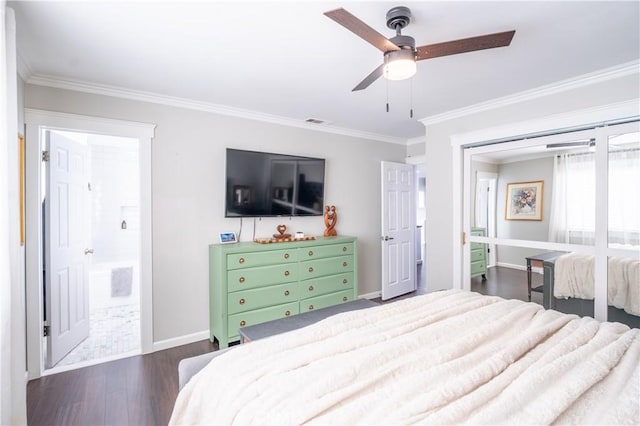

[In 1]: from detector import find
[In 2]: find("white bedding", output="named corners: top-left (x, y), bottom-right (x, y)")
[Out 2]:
top-left (170, 290), bottom-right (640, 425)
top-left (554, 253), bottom-right (640, 315)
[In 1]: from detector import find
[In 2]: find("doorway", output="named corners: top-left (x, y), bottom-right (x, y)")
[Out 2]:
top-left (43, 130), bottom-right (142, 369)
top-left (25, 109), bottom-right (155, 379)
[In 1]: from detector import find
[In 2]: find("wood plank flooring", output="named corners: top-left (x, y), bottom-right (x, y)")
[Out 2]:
top-left (27, 339), bottom-right (218, 425)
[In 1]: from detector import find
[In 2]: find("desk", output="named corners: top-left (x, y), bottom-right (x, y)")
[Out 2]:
top-left (525, 251), bottom-right (567, 301)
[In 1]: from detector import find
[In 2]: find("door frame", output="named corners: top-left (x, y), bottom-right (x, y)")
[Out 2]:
top-left (25, 109), bottom-right (156, 378)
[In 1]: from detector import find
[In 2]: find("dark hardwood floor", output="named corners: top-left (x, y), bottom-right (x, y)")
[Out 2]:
top-left (27, 339), bottom-right (218, 425)
top-left (471, 266), bottom-right (544, 306)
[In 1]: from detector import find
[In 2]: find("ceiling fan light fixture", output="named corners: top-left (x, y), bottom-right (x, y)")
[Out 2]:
top-left (383, 49), bottom-right (416, 81)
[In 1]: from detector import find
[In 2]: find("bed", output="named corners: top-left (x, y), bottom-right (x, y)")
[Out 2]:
top-left (543, 253), bottom-right (640, 329)
top-left (170, 290), bottom-right (639, 425)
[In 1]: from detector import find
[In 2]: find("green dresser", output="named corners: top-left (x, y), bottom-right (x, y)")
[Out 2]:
top-left (470, 227), bottom-right (487, 280)
top-left (210, 236), bottom-right (358, 348)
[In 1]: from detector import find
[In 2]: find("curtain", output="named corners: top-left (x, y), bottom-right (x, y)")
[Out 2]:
top-left (549, 145), bottom-right (640, 247)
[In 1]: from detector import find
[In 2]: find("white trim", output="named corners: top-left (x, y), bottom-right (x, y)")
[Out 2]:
top-left (24, 109), bottom-right (155, 379)
top-left (422, 60), bottom-right (639, 126)
top-left (358, 291), bottom-right (382, 300)
top-left (450, 99), bottom-right (639, 147)
top-left (26, 74), bottom-right (406, 145)
top-left (152, 331), bottom-right (210, 353)
top-left (496, 262), bottom-right (543, 275)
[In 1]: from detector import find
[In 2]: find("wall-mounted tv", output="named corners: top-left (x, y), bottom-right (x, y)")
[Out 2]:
top-left (225, 148), bottom-right (325, 217)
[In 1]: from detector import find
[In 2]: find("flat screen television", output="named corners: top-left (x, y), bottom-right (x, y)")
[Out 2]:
top-left (225, 148), bottom-right (325, 217)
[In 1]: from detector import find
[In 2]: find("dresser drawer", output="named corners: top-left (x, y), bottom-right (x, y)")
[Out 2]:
top-left (228, 302), bottom-right (299, 338)
top-left (227, 249), bottom-right (297, 270)
top-left (299, 243), bottom-right (353, 261)
top-left (470, 242), bottom-right (485, 251)
top-left (470, 249), bottom-right (485, 262)
top-left (300, 272), bottom-right (354, 298)
top-left (471, 260), bottom-right (486, 275)
top-left (300, 290), bottom-right (354, 313)
top-left (228, 282), bottom-right (298, 315)
top-left (300, 256), bottom-right (353, 280)
top-left (228, 264), bottom-right (297, 292)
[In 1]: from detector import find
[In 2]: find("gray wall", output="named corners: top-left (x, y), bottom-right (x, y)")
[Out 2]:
top-left (24, 84), bottom-right (406, 342)
top-left (423, 73), bottom-right (639, 292)
top-left (495, 156), bottom-right (554, 267)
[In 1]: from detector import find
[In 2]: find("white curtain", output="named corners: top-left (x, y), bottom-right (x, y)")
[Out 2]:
top-left (549, 146), bottom-right (640, 247)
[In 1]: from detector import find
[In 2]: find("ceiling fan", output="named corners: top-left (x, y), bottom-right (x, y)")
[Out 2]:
top-left (324, 6), bottom-right (516, 91)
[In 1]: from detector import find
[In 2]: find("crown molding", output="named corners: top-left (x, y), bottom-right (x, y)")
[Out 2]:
top-left (420, 60), bottom-right (640, 127)
top-left (25, 74), bottom-right (407, 145)
top-left (16, 50), bottom-right (32, 81)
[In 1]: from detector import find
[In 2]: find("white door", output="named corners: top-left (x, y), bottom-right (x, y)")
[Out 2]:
top-left (45, 130), bottom-right (91, 367)
top-left (381, 161), bottom-right (416, 300)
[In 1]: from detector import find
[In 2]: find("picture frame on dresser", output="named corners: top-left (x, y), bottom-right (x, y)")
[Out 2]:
top-left (219, 232), bottom-right (237, 244)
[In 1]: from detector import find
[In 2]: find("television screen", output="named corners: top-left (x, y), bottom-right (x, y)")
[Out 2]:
top-left (225, 148), bottom-right (325, 217)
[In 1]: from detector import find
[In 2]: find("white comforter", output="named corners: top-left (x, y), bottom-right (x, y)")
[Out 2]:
top-left (170, 290), bottom-right (640, 425)
top-left (554, 253), bottom-right (640, 315)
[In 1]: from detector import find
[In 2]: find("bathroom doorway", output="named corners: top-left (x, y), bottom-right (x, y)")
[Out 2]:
top-left (42, 129), bottom-right (141, 371)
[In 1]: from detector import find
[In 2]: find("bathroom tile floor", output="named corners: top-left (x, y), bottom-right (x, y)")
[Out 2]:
top-left (56, 304), bottom-right (140, 367)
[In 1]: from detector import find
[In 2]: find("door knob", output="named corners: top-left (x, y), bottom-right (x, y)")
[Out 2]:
top-left (382, 236), bottom-right (394, 241)
top-left (84, 248), bottom-right (94, 255)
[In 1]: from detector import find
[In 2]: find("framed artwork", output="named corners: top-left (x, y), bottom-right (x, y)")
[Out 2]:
top-left (219, 232), bottom-right (238, 244)
top-left (505, 181), bottom-right (543, 221)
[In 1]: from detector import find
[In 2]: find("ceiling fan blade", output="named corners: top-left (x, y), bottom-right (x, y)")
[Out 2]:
top-left (325, 8), bottom-right (400, 53)
top-left (416, 30), bottom-right (516, 60)
top-left (352, 64), bottom-right (384, 91)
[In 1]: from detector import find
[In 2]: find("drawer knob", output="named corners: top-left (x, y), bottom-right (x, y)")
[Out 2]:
top-left (342, 296), bottom-right (348, 302)
top-left (343, 279), bottom-right (348, 284)
top-left (308, 250), bottom-right (313, 256)
top-left (284, 253), bottom-right (290, 259)
top-left (284, 290), bottom-right (290, 296)
top-left (342, 246), bottom-right (347, 252)
top-left (239, 257), bottom-right (245, 264)
top-left (308, 285), bottom-right (314, 291)
top-left (285, 310), bottom-right (291, 316)
top-left (240, 320), bottom-right (246, 327)
top-left (308, 267), bottom-right (314, 273)
top-left (343, 262), bottom-right (348, 267)
top-left (309, 305), bottom-right (314, 310)
top-left (239, 298), bottom-right (245, 305)
top-left (239, 277), bottom-right (245, 283)
top-left (284, 270), bottom-right (290, 276)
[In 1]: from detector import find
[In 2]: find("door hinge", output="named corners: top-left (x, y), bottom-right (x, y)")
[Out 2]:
top-left (462, 232), bottom-right (466, 245)
top-left (88, 182), bottom-right (92, 191)
top-left (42, 150), bottom-right (49, 162)
top-left (43, 325), bottom-right (50, 337)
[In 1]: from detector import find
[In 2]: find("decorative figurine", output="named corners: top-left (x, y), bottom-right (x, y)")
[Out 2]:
top-left (324, 205), bottom-right (338, 236)
top-left (273, 224), bottom-right (291, 240)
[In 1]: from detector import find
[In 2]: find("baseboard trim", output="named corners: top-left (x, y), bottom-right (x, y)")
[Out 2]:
top-left (153, 330), bottom-right (210, 352)
top-left (359, 291), bottom-right (381, 300)
top-left (497, 262), bottom-right (543, 274)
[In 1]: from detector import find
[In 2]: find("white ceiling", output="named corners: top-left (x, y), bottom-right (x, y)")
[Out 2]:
top-left (10, 1), bottom-right (640, 142)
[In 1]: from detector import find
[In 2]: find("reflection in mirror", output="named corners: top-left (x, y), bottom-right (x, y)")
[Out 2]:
top-left (608, 132), bottom-right (640, 249)
top-left (607, 255), bottom-right (640, 329)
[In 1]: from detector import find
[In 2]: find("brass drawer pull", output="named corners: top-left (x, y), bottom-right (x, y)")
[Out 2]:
top-left (308, 285), bottom-right (314, 291)
top-left (342, 246), bottom-right (347, 252)
top-left (240, 320), bottom-right (246, 327)
top-left (343, 262), bottom-right (348, 267)
top-left (239, 257), bottom-right (245, 264)
top-left (309, 267), bottom-right (314, 273)
top-left (308, 250), bottom-right (313, 256)
top-left (343, 279), bottom-right (348, 284)
top-left (284, 290), bottom-right (290, 296)
top-left (285, 310), bottom-right (291, 316)
top-left (284, 270), bottom-right (290, 276)
top-left (239, 298), bottom-right (245, 305)
top-left (284, 253), bottom-right (289, 259)
top-left (239, 277), bottom-right (245, 283)
top-left (309, 305), bottom-right (314, 310)
top-left (342, 296), bottom-right (348, 302)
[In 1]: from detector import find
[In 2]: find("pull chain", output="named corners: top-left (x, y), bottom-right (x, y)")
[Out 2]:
top-left (409, 77), bottom-right (414, 118)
